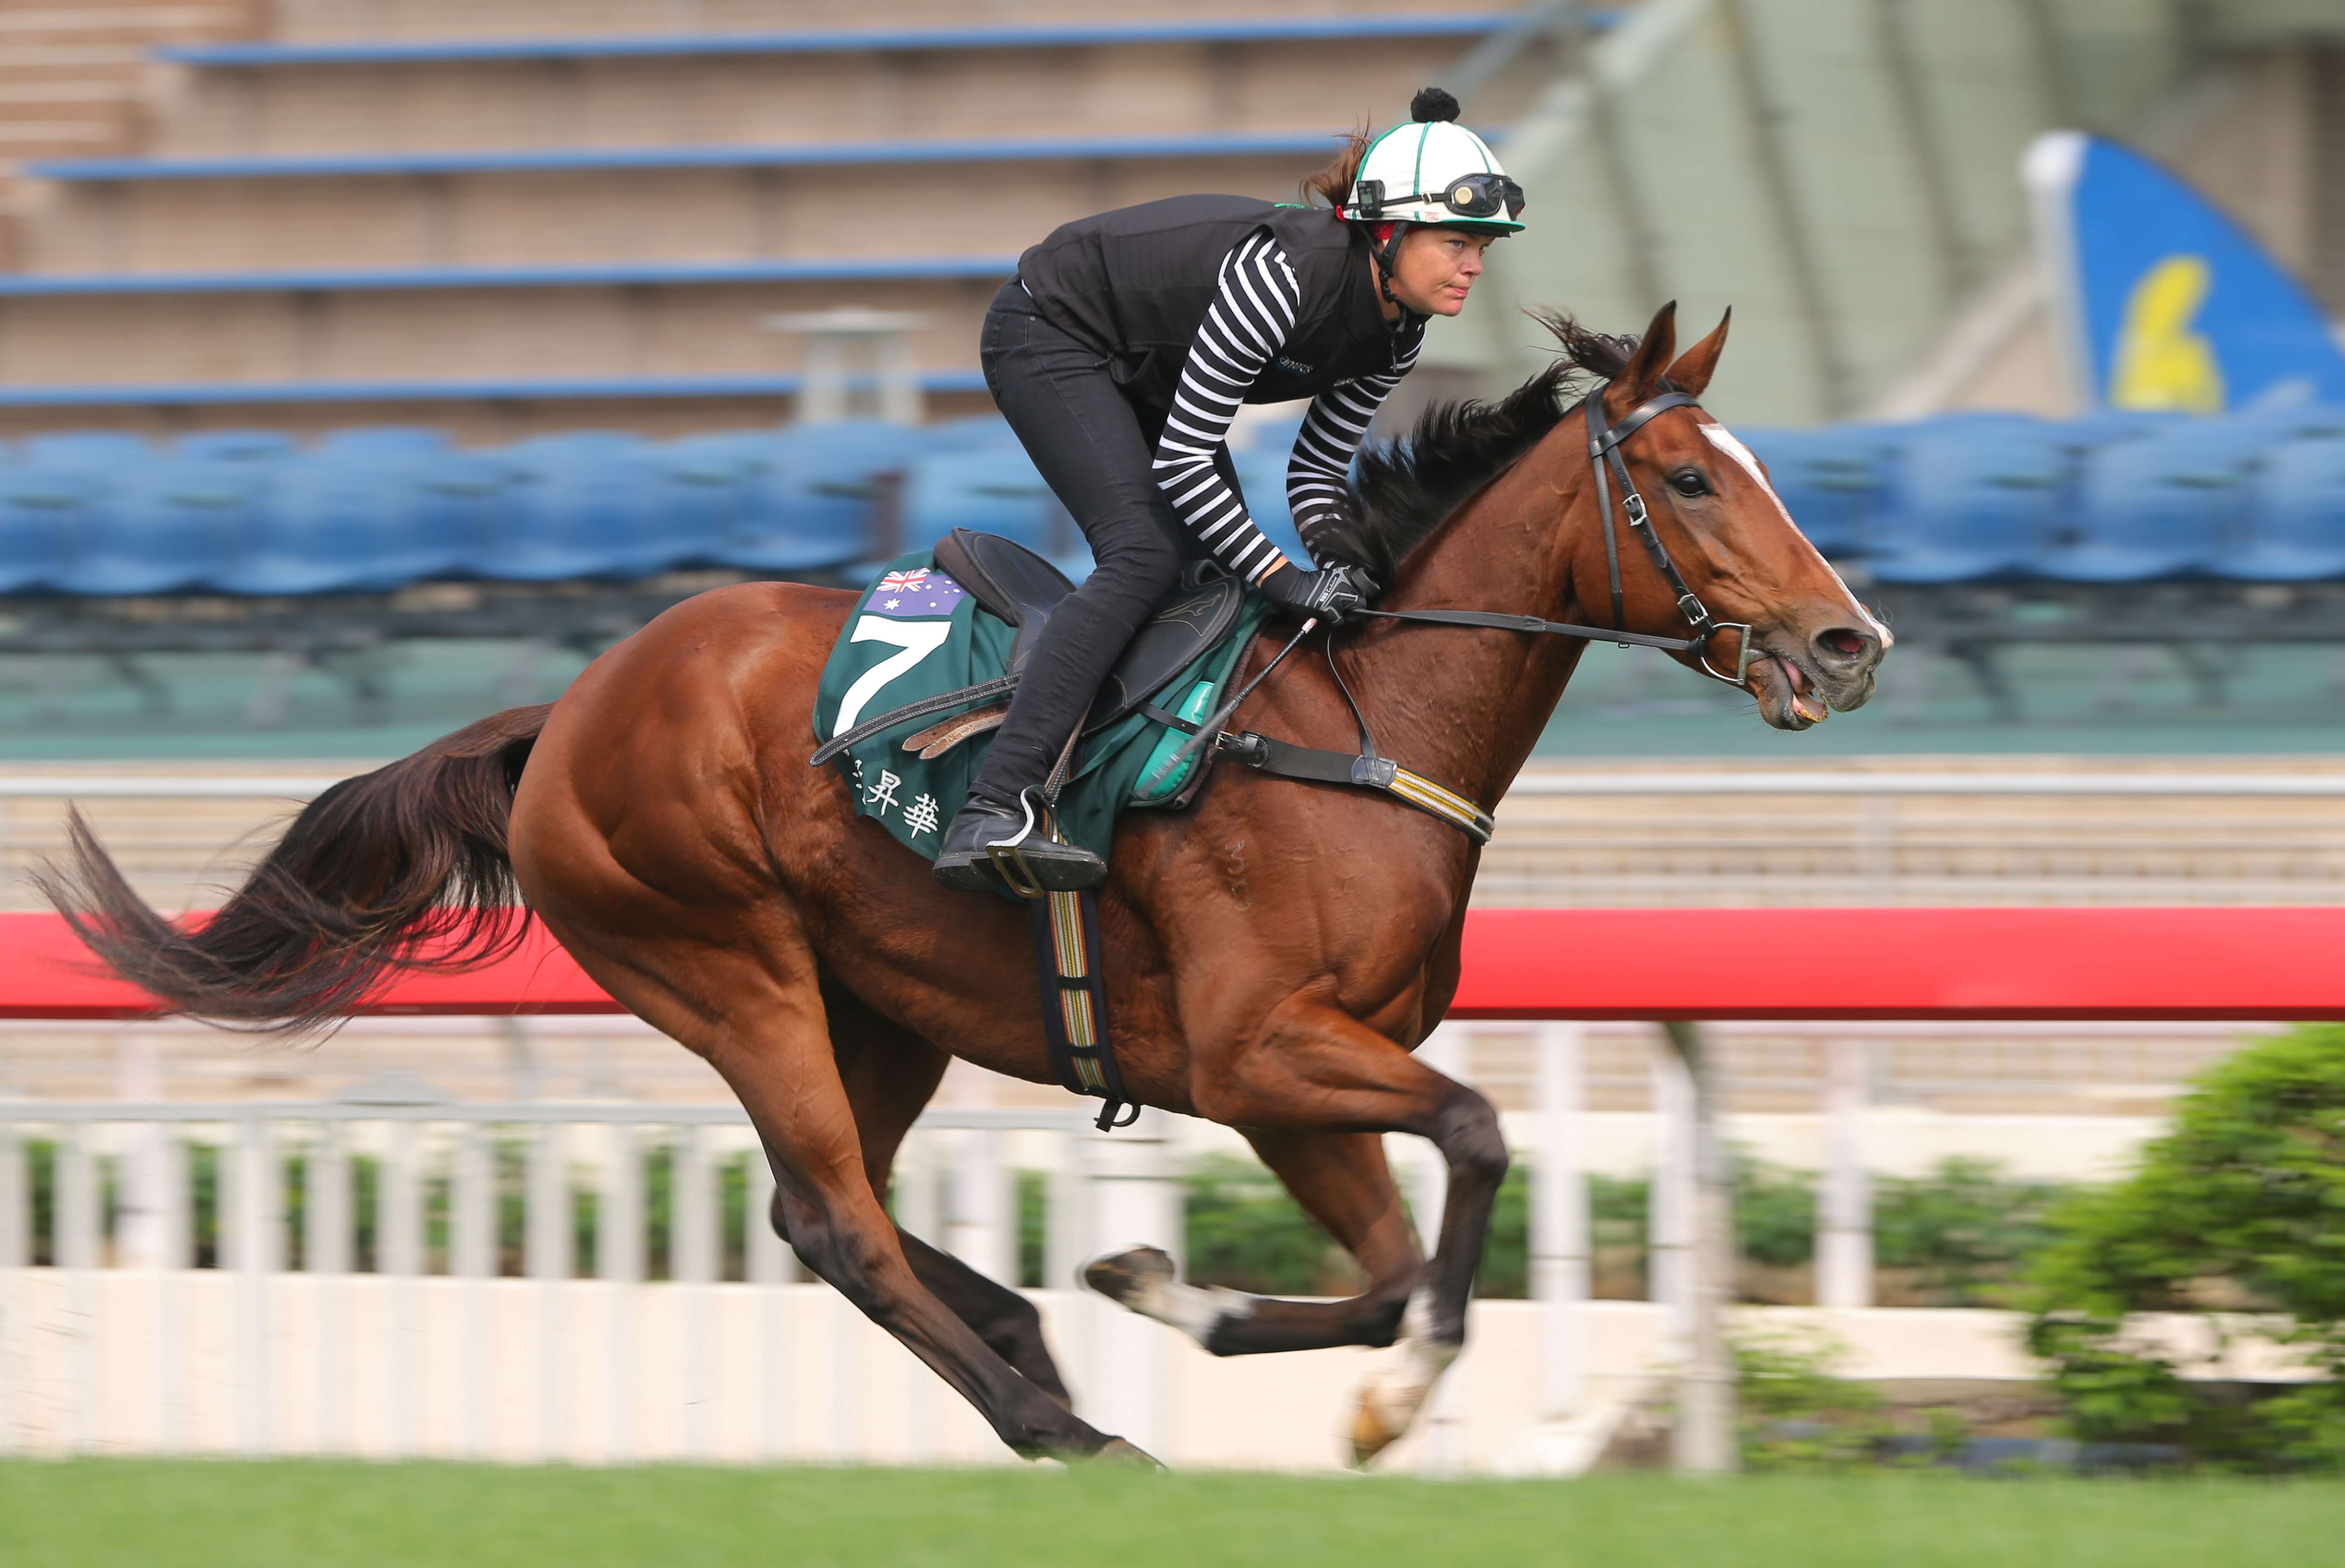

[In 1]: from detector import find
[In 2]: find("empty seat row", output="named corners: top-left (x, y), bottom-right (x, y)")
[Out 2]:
top-left (0, 420), bottom-right (1039, 597)
top-left (1739, 406), bottom-right (2345, 583)
top-left (19, 406), bottom-right (2345, 600)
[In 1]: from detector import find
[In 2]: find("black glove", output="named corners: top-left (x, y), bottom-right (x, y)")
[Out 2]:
top-left (1259, 562), bottom-right (1379, 625)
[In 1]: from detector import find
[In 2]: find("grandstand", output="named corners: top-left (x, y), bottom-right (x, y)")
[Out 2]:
top-left (0, 2), bottom-right (2338, 713)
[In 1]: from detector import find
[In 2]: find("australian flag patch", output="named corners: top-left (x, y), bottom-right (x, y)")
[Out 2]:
top-left (871, 567), bottom-right (967, 619)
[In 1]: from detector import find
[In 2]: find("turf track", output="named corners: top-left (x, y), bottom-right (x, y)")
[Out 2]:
top-left (2, 1460), bottom-right (2338, 1567)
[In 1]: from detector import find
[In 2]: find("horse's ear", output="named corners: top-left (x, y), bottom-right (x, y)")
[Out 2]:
top-left (1611, 300), bottom-right (1679, 404)
top-left (1664, 308), bottom-right (1731, 397)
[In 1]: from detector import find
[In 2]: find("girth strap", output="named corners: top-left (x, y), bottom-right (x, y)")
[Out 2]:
top-left (1028, 884), bottom-right (1138, 1130)
top-left (1215, 730), bottom-right (1493, 843)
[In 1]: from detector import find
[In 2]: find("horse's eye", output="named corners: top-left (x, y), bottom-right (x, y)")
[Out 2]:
top-left (1670, 468), bottom-right (1710, 497)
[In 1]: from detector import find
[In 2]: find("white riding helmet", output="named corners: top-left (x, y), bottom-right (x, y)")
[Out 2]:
top-left (1340, 88), bottom-right (1524, 236)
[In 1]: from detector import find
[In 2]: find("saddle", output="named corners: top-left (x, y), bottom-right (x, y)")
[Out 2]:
top-left (931, 528), bottom-right (1245, 734)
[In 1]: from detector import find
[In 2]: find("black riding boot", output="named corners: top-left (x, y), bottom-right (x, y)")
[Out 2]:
top-left (932, 792), bottom-right (1107, 893)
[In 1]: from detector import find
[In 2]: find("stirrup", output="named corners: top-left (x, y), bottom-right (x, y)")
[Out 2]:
top-left (985, 798), bottom-right (1051, 901)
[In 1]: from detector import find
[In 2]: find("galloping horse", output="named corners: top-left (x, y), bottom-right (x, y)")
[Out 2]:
top-left (45, 304), bottom-right (1887, 1466)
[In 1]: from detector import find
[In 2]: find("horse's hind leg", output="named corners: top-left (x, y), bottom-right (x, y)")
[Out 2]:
top-left (561, 919), bottom-right (1129, 1463)
top-left (818, 985), bottom-right (1073, 1406)
top-left (1087, 1128), bottom-right (1422, 1357)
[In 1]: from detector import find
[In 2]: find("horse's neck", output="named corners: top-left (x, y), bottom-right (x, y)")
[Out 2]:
top-left (1345, 440), bottom-right (1594, 807)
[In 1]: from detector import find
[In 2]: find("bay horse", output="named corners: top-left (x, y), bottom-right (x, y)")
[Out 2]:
top-left (43, 304), bottom-right (1887, 1467)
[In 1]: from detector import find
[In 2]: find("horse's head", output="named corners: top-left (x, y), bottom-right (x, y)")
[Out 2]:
top-left (1582, 302), bottom-right (1889, 729)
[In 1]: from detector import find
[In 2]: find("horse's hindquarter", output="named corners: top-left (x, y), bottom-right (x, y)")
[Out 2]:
top-left (510, 580), bottom-right (1084, 1090)
top-left (510, 583), bottom-right (858, 1013)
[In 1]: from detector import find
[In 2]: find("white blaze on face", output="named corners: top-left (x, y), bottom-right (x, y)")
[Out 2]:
top-left (1696, 420), bottom-right (1893, 646)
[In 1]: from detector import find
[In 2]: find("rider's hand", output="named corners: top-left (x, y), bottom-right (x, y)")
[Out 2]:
top-left (1258, 562), bottom-right (1379, 625)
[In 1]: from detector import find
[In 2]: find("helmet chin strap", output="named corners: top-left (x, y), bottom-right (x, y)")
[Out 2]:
top-left (1368, 220), bottom-right (1420, 325)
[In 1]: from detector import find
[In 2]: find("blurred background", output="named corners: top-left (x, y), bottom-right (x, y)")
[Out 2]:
top-left (3, 0), bottom-right (2345, 1486)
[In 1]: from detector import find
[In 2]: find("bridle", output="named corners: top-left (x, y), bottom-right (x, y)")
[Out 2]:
top-left (1139, 376), bottom-right (1763, 845)
top-left (1355, 376), bottom-right (1757, 688)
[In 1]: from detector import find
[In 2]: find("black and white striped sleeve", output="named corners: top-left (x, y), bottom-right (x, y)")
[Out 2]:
top-left (1150, 232), bottom-right (1301, 583)
top-left (1286, 317), bottom-right (1423, 564)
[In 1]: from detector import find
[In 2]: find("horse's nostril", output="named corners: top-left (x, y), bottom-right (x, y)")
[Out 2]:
top-left (1817, 627), bottom-right (1869, 660)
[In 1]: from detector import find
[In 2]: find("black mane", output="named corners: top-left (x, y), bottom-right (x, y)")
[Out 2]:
top-left (1312, 312), bottom-right (1637, 584)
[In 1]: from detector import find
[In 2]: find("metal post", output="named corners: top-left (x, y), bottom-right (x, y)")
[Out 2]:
top-left (1085, 1109), bottom-right (1179, 1457)
top-left (744, 1148), bottom-right (787, 1460)
top-left (0, 1110), bottom-right (16, 1453)
top-left (381, 1119), bottom-right (421, 1457)
top-left (677, 1125), bottom-right (715, 1457)
top-left (60, 1123), bottom-right (97, 1451)
top-left (1817, 1037), bottom-right (1875, 1309)
top-left (1411, 1026), bottom-right (1469, 1473)
top-left (452, 1123), bottom-right (493, 1458)
top-left (308, 1122), bottom-right (348, 1456)
top-left (1661, 1022), bottom-right (1739, 1475)
top-left (600, 1125), bottom-right (641, 1464)
top-left (154, 1128), bottom-right (188, 1453)
top-left (232, 1112), bottom-right (278, 1456)
top-left (1532, 1022), bottom-right (1590, 1418)
top-left (946, 1128), bottom-right (1013, 1286)
top-left (114, 1036), bottom-right (167, 1268)
top-left (525, 1121), bottom-right (567, 1462)
top-left (1648, 1042), bottom-right (1695, 1366)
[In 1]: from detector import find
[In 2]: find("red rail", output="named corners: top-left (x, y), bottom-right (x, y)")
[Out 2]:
top-left (4, 907), bottom-right (2341, 1022)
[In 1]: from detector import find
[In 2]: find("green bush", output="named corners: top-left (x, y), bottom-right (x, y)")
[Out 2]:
top-left (2026, 1024), bottom-right (2345, 1470)
top-left (1732, 1323), bottom-right (1891, 1470)
top-left (1875, 1157), bottom-right (2069, 1306)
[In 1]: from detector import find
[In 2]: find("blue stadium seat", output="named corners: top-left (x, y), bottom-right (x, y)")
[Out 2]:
top-left (55, 456), bottom-right (253, 595)
top-left (1866, 423), bottom-right (2068, 583)
top-left (2221, 436), bottom-right (2345, 581)
top-left (656, 431), bottom-right (783, 567)
top-left (23, 430), bottom-right (153, 473)
top-left (0, 464), bottom-right (85, 592)
top-left (2032, 420), bottom-right (2266, 581)
top-left (903, 448), bottom-right (1086, 577)
top-left (920, 414), bottom-right (1020, 453)
top-left (1734, 427), bottom-right (1885, 557)
top-left (474, 432), bottom-right (672, 581)
top-left (217, 450), bottom-right (422, 594)
top-left (716, 420), bottom-right (912, 573)
top-left (1230, 445), bottom-right (1311, 568)
top-left (175, 429), bottom-right (299, 463)
top-left (319, 426), bottom-right (452, 458)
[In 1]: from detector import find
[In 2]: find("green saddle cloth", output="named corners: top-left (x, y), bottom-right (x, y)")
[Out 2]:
top-left (812, 549), bottom-right (1271, 865)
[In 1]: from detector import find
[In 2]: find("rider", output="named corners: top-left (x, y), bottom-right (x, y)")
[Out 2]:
top-left (932, 87), bottom-right (1526, 893)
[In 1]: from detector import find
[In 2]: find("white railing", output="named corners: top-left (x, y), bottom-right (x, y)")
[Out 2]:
top-left (0, 1019), bottom-right (2144, 1470)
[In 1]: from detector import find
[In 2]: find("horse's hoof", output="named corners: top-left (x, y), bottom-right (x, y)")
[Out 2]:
top-left (1350, 1391), bottom-right (1404, 1469)
top-left (1091, 1436), bottom-right (1166, 1470)
top-left (1082, 1244), bottom-right (1174, 1304)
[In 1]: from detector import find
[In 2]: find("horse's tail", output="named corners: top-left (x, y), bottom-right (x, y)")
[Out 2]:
top-left (36, 704), bottom-right (553, 1035)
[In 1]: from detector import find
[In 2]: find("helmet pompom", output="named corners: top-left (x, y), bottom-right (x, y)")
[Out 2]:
top-left (1410, 87), bottom-right (1461, 123)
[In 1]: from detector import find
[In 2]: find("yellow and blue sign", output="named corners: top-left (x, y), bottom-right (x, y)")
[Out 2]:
top-left (2026, 131), bottom-right (2345, 413)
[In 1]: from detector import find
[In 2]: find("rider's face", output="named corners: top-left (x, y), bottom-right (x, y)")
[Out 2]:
top-left (1386, 228), bottom-right (1496, 318)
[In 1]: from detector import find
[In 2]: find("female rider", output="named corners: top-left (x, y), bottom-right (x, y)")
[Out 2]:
top-left (932, 87), bottom-right (1526, 893)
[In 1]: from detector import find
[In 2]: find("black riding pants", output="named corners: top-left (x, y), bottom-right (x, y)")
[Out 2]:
top-left (968, 280), bottom-right (1232, 806)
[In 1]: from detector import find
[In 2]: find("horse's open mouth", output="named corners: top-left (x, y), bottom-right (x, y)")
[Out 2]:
top-left (1765, 653), bottom-right (1830, 727)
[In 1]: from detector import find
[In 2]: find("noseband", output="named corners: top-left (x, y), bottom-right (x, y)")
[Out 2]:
top-left (1356, 376), bottom-right (1756, 687)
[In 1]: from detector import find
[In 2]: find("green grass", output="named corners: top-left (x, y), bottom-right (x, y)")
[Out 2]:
top-left (1, 1461), bottom-right (2339, 1567)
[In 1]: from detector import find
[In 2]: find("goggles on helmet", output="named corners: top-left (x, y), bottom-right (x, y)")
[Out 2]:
top-left (1353, 172), bottom-right (1525, 223)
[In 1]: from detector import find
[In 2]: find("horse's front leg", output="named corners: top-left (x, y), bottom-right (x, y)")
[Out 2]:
top-left (1190, 1001), bottom-right (1508, 1465)
top-left (1086, 1126), bottom-right (1421, 1355)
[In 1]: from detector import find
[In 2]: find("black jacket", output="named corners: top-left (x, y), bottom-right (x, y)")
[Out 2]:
top-left (1015, 194), bottom-right (1408, 429)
